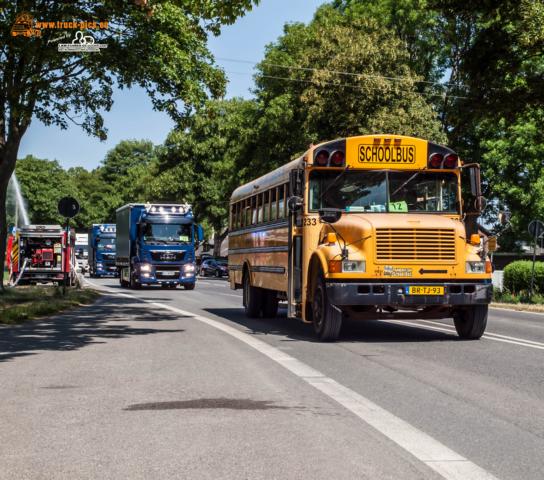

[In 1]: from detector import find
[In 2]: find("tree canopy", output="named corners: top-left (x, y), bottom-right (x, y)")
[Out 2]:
top-left (0, 0), bottom-right (258, 287)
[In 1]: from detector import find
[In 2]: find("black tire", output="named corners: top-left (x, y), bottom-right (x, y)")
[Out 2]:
top-left (200, 269), bottom-right (206, 277)
top-left (215, 270), bottom-right (221, 278)
top-left (312, 275), bottom-right (342, 342)
top-left (129, 271), bottom-right (140, 290)
top-left (262, 289), bottom-right (279, 318)
top-left (184, 283), bottom-right (195, 290)
top-left (453, 305), bottom-right (488, 339)
top-left (243, 271), bottom-right (263, 318)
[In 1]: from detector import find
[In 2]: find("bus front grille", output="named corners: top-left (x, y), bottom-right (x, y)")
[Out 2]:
top-left (375, 228), bottom-right (456, 262)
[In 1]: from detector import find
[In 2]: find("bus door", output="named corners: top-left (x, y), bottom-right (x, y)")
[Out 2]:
top-left (287, 169), bottom-right (304, 318)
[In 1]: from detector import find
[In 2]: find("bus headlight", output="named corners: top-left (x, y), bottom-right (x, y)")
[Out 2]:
top-left (140, 263), bottom-right (152, 272)
top-left (183, 263), bottom-right (195, 273)
top-left (342, 260), bottom-right (366, 272)
top-left (466, 261), bottom-right (485, 273)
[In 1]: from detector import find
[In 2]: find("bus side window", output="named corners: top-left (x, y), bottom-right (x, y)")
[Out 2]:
top-left (245, 199), bottom-right (251, 227)
top-left (251, 196), bottom-right (257, 225)
top-left (263, 191), bottom-right (269, 223)
top-left (235, 202), bottom-right (240, 229)
top-left (278, 183), bottom-right (287, 218)
top-left (270, 188), bottom-right (277, 221)
top-left (257, 193), bottom-right (263, 223)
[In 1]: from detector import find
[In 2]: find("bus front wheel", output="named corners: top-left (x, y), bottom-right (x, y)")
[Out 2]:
top-left (453, 305), bottom-right (488, 339)
top-left (243, 273), bottom-right (262, 318)
top-left (312, 275), bottom-right (342, 342)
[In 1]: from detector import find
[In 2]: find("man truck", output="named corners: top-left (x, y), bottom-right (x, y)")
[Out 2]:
top-left (115, 203), bottom-right (203, 289)
top-left (88, 224), bottom-right (117, 277)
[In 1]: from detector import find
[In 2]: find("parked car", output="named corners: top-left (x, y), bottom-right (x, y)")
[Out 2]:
top-left (200, 259), bottom-right (228, 277)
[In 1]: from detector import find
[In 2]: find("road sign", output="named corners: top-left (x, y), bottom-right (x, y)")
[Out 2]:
top-left (528, 219), bottom-right (544, 239)
top-left (58, 197), bottom-right (80, 218)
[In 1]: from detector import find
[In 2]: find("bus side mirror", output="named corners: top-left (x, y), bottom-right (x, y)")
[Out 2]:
top-left (464, 163), bottom-right (484, 213)
top-left (319, 208), bottom-right (342, 224)
top-left (196, 224), bottom-right (204, 243)
top-left (287, 196), bottom-right (303, 212)
top-left (289, 169), bottom-right (304, 197)
top-left (487, 236), bottom-right (498, 252)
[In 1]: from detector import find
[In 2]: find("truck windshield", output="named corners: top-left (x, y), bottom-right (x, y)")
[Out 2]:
top-left (143, 223), bottom-right (192, 245)
top-left (97, 238), bottom-right (115, 251)
top-left (309, 170), bottom-right (459, 214)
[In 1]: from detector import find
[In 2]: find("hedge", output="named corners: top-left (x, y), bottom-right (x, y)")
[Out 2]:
top-left (503, 260), bottom-right (544, 294)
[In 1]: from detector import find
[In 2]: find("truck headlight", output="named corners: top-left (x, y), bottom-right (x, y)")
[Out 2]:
top-left (96, 262), bottom-right (103, 268)
top-left (342, 260), bottom-right (366, 272)
top-left (466, 261), bottom-right (485, 273)
top-left (140, 263), bottom-right (152, 273)
top-left (183, 263), bottom-right (195, 273)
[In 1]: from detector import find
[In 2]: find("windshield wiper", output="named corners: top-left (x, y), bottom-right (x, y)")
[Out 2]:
top-left (319, 166), bottom-right (351, 202)
top-left (391, 172), bottom-right (420, 197)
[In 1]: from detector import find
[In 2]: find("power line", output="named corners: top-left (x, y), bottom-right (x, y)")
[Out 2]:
top-left (217, 56), bottom-right (467, 90)
top-left (224, 70), bottom-right (470, 100)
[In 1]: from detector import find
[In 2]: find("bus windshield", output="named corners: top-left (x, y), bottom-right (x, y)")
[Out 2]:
top-left (142, 223), bottom-right (192, 245)
top-left (96, 237), bottom-right (115, 251)
top-left (309, 170), bottom-right (459, 214)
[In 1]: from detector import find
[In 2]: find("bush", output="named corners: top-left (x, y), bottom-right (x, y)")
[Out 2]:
top-left (493, 287), bottom-right (544, 304)
top-left (503, 260), bottom-right (544, 294)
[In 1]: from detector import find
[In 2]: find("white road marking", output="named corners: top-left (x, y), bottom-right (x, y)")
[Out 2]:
top-left (86, 280), bottom-right (498, 480)
top-left (382, 319), bottom-right (544, 351)
top-left (490, 306), bottom-right (544, 316)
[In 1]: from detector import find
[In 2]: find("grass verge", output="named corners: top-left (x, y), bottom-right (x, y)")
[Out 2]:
top-left (0, 286), bottom-right (100, 324)
top-left (491, 288), bottom-right (544, 312)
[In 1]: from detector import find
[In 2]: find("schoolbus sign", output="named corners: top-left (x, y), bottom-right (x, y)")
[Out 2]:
top-left (358, 143), bottom-right (415, 164)
top-left (346, 135), bottom-right (427, 169)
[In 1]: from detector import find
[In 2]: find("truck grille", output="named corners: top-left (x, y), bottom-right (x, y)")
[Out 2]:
top-left (151, 251), bottom-right (185, 262)
top-left (376, 228), bottom-right (456, 262)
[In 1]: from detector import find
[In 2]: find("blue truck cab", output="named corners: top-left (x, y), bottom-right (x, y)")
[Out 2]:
top-left (88, 224), bottom-right (117, 277)
top-left (115, 203), bottom-right (203, 289)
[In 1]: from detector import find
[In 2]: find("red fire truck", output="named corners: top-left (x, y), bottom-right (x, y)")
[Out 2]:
top-left (7, 225), bottom-right (76, 286)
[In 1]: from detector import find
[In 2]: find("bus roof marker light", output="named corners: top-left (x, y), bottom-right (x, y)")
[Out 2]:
top-left (443, 153), bottom-right (459, 168)
top-left (315, 149), bottom-right (330, 166)
top-left (330, 150), bottom-right (345, 167)
top-left (428, 153), bottom-right (443, 169)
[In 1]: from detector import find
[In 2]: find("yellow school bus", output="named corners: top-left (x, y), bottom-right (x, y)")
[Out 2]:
top-left (229, 134), bottom-right (493, 341)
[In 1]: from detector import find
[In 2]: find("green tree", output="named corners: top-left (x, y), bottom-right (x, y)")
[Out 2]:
top-left (66, 166), bottom-right (112, 227)
top-left (150, 98), bottom-right (259, 254)
top-left (100, 139), bottom-right (159, 218)
top-left (252, 5), bottom-right (446, 175)
top-left (15, 155), bottom-right (80, 225)
top-left (0, 0), bottom-right (257, 287)
top-left (480, 108), bottom-right (544, 243)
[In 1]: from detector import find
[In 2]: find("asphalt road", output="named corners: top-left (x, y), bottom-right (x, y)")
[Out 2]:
top-left (1, 276), bottom-right (543, 480)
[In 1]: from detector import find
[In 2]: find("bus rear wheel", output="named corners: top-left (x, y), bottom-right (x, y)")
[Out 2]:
top-left (453, 305), bottom-right (488, 339)
top-left (312, 275), bottom-right (342, 342)
top-left (243, 272), bottom-right (262, 318)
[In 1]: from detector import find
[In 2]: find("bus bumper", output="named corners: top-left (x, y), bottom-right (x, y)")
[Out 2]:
top-left (325, 281), bottom-right (492, 307)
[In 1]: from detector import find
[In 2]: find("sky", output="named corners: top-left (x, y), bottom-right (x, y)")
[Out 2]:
top-left (18, 0), bottom-right (327, 171)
